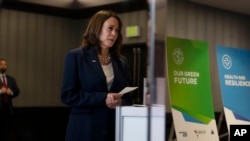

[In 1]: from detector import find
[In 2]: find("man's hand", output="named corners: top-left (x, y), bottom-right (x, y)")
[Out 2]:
top-left (1, 87), bottom-right (12, 95)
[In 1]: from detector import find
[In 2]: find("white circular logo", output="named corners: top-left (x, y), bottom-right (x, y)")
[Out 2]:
top-left (222, 54), bottom-right (232, 70)
top-left (172, 48), bottom-right (184, 65)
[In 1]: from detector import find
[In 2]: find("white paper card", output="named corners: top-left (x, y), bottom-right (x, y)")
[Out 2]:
top-left (119, 87), bottom-right (138, 95)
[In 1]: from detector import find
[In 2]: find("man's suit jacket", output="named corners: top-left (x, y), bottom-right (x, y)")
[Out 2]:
top-left (61, 47), bottom-right (132, 141)
top-left (0, 74), bottom-right (20, 114)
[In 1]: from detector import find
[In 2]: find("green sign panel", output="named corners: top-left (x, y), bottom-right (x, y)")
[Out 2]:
top-left (166, 37), bottom-right (219, 141)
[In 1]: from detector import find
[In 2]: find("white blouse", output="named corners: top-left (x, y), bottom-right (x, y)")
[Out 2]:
top-left (101, 63), bottom-right (114, 90)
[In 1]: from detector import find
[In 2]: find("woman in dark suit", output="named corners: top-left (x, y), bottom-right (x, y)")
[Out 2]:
top-left (61, 10), bottom-right (133, 141)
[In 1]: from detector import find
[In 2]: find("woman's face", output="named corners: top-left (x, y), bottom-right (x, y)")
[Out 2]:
top-left (99, 17), bottom-right (119, 49)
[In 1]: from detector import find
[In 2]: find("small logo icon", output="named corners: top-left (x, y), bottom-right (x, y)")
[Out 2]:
top-left (178, 131), bottom-right (187, 137)
top-left (211, 129), bottom-right (214, 135)
top-left (222, 54), bottom-right (232, 70)
top-left (194, 130), bottom-right (206, 138)
top-left (172, 48), bottom-right (184, 65)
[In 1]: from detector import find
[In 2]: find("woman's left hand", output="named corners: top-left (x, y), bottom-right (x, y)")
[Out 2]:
top-left (106, 93), bottom-right (122, 109)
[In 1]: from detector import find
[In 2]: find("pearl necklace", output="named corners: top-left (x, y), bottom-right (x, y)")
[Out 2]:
top-left (98, 54), bottom-right (111, 64)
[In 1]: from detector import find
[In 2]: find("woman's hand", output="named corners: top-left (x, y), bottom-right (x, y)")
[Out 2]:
top-left (106, 93), bottom-right (122, 109)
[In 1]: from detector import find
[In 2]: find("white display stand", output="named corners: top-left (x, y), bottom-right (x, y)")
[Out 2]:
top-left (116, 105), bottom-right (165, 141)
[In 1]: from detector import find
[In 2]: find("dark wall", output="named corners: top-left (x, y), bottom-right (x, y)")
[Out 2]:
top-left (10, 107), bottom-right (70, 141)
top-left (122, 43), bottom-right (148, 104)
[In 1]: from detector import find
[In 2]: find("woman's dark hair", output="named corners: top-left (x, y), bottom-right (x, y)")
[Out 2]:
top-left (81, 10), bottom-right (123, 58)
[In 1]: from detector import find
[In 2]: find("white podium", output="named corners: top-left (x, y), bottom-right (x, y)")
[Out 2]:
top-left (116, 105), bottom-right (165, 141)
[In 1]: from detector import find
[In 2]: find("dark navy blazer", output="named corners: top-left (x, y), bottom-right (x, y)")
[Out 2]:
top-left (61, 47), bottom-right (132, 141)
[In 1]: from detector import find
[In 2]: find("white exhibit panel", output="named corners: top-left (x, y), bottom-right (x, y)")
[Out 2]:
top-left (116, 106), bottom-right (165, 141)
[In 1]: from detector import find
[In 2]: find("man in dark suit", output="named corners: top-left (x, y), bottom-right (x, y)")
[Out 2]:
top-left (0, 58), bottom-right (20, 141)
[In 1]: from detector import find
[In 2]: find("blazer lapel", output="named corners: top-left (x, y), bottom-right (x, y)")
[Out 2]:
top-left (0, 75), bottom-right (4, 87)
top-left (84, 47), bottom-right (106, 82)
